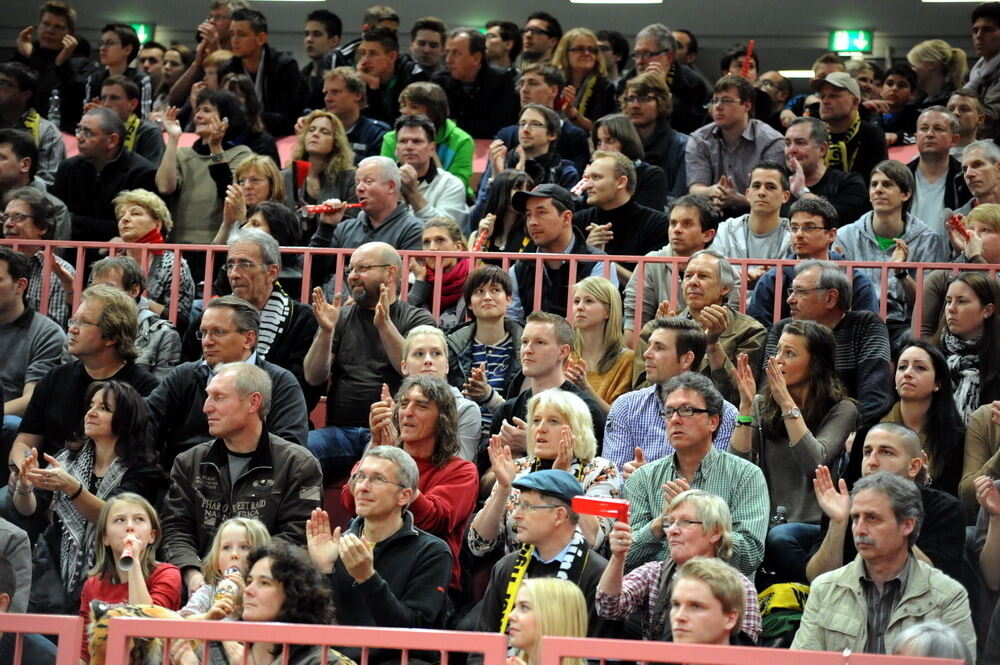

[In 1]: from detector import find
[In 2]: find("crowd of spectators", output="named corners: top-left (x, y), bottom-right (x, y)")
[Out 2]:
top-left (5, 1), bottom-right (1000, 664)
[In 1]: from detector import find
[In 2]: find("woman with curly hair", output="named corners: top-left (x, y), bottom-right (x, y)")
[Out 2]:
top-left (566, 276), bottom-right (634, 413)
top-left (933, 271), bottom-right (1000, 423)
top-left (12, 382), bottom-right (162, 613)
top-left (113, 188), bottom-right (195, 325)
top-left (171, 542), bottom-right (354, 665)
top-left (552, 28), bottom-right (617, 133)
top-left (468, 388), bottom-right (621, 558)
top-left (732, 319), bottom-right (857, 524)
top-left (282, 109), bottom-right (357, 233)
top-left (352, 374), bottom-right (478, 595)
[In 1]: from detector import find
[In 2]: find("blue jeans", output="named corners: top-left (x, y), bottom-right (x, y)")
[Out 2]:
top-left (307, 426), bottom-right (371, 481)
top-left (765, 522), bottom-right (821, 584)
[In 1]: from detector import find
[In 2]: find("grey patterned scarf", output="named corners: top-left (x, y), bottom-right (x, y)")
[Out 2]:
top-left (943, 331), bottom-right (982, 425)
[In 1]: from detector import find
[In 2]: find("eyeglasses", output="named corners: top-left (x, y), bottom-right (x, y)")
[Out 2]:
top-left (346, 263), bottom-right (391, 275)
top-left (224, 259), bottom-right (263, 272)
top-left (758, 79), bottom-right (778, 90)
top-left (662, 518), bottom-right (704, 529)
top-left (518, 120), bottom-right (547, 130)
top-left (631, 49), bottom-right (667, 60)
top-left (350, 471), bottom-right (405, 488)
top-left (789, 286), bottom-right (829, 298)
top-left (0, 212), bottom-right (33, 224)
top-left (522, 27), bottom-right (552, 36)
top-left (663, 406), bottom-right (711, 418)
top-left (708, 97), bottom-right (742, 106)
top-left (68, 318), bottom-right (101, 329)
top-left (625, 95), bottom-right (656, 105)
top-left (74, 126), bottom-right (101, 139)
top-left (789, 224), bottom-right (828, 233)
top-left (513, 501), bottom-right (563, 512)
top-left (569, 46), bottom-right (599, 55)
top-left (195, 328), bottom-right (244, 340)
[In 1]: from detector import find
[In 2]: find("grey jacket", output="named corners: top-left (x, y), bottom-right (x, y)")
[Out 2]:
top-left (835, 212), bottom-right (949, 322)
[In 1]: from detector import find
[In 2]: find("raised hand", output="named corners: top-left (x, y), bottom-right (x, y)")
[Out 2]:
top-left (462, 362), bottom-right (490, 402)
top-left (662, 477), bottom-right (691, 501)
top-left (16, 26), bottom-right (35, 58)
top-left (306, 507), bottom-right (342, 573)
top-left (499, 417), bottom-right (528, 455)
top-left (197, 21), bottom-right (220, 52)
top-left (311, 287), bottom-right (342, 332)
top-left (553, 426), bottom-right (575, 471)
top-left (693, 304), bottom-right (731, 344)
top-left (812, 465), bottom-right (849, 524)
top-left (487, 435), bottom-right (516, 488)
top-left (55, 34), bottom-right (78, 66)
top-left (975, 475), bottom-right (1000, 517)
top-left (788, 156), bottom-right (806, 196)
top-left (585, 222), bottom-right (614, 250)
top-left (373, 283), bottom-right (390, 328)
top-left (607, 520), bottom-right (633, 559)
top-left (317, 198), bottom-right (348, 226)
top-left (28, 453), bottom-right (79, 495)
top-left (163, 106), bottom-right (183, 141)
top-left (734, 353), bottom-right (757, 410)
top-left (890, 237), bottom-right (910, 264)
top-left (409, 256), bottom-right (427, 281)
top-left (622, 447), bottom-right (646, 481)
top-left (564, 356), bottom-right (588, 391)
top-left (488, 139), bottom-right (508, 175)
top-left (656, 300), bottom-right (676, 319)
top-left (223, 184), bottom-right (247, 229)
top-left (368, 383), bottom-right (398, 446)
top-left (339, 532), bottom-right (375, 583)
top-left (764, 356), bottom-right (795, 411)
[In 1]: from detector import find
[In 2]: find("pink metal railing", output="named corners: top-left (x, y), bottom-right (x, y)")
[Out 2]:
top-left (537, 634), bottom-right (964, 665)
top-left (5, 239), bottom-right (996, 340)
top-left (0, 613), bottom-right (84, 665)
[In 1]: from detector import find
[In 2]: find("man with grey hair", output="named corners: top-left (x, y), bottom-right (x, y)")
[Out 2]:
top-left (804, 423), bottom-right (964, 584)
top-left (957, 139), bottom-right (1000, 215)
top-left (616, 23), bottom-right (708, 134)
top-left (304, 242), bottom-right (435, 481)
top-left (635, 249), bottom-right (766, 405)
top-left (764, 259), bottom-right (892, 428)
top-left (162, 361), bottom-right (322, 596)
top-left (306, 445), bottom-right (452, 660)
top-left (181, 228), bottom-right (320, 407)
top-left (749, 198), bottom-right (879, 328)
top-left (906, 106), bottom-right (971, 235)
top-left (782, 116), bottom-right (868, 226)
top-left (146, 294), bottom-right (309, 473)
top-left (309, 155), bottom-right (423, 285)
top-left (50, 106), bottom-right (157, 241)
top-left (623, 372), bottom-right (768, 576)
top-left (792, 471), bottom-right (974, 657)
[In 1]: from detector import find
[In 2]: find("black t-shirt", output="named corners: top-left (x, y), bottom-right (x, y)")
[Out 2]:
top-left (18, 360), bottom-right (159, 456)
top-left (572, 200), bottom-right (670, 270)
top-left (810, 484), bottom-right (964, 581)
top-left (327, 301), bottom-right (436, 427)
top-left (781, 168), bottom-right (870, 228)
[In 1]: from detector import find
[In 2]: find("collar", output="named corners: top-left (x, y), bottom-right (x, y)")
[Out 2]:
top-left (668, 445), bottom-right (719, 478)
top-left (530, 529), bottom-right (580, 564)
top-left (360, 202), bottom-right (407, 230)
top-left (0, 304), bottom-right (34, 329)
top-left (417, 160), bottom-right (438, 184)
top-left (205, 425), bottom-right (273, 469)
top-left (198, 352), bottom-right (259, 379)
top-left (860, 553), bottom-right (913, 589)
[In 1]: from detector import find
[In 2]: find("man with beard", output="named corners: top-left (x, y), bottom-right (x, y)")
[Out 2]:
top-left (304, 242), bottom-right (435, 481)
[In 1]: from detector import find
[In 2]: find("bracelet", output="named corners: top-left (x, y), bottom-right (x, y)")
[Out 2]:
top-left (66, 481), bottom-right (83, 500)
top-left (16, 484), bottom-right (33, 495)
top-left (737, 415), bottom-right (753, 424)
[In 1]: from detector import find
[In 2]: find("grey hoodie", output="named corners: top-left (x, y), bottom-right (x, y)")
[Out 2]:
top-left (835, 211), bottom-right (949, 322)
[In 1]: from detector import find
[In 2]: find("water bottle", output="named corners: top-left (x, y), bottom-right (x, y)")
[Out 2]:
top-left (48, 88), bottom-right (61, 128)
top-left (213, 566), bottom-right (242, 605)
top-left (770, 505), bottom-right (788, 528)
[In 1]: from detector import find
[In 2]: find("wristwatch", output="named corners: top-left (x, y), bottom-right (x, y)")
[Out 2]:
top-left (209, 151), bottom-right (225, 163)
top-left (795, 186), bottom-right (811, 198)
top-left (781, 407), bottom-right (802, 421)
top-left (894, 268), bottom-right (910, 280)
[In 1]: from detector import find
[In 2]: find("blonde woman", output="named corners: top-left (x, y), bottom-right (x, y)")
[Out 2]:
top-left (907, 39), bottom-right (969, 108)
top-left (282, 109), bottom-right (357, 218)
top-left (468, 388), bottom-right (621, 557)
top-left (551, 28), bottom-right (616, 132)
top-left (113, 188), bottom-right (195, 323)
top-left (508, 578), bottom-right (587, 665)
top-left (213, 154), bottom-right (288, 244)
top-left (566, 276), bottom-right (634, 414)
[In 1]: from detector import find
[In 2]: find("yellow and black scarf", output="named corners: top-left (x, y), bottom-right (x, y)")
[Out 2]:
top-left (825, 114), bottom-right (862, 172)
top-left (123, 114), bottom-right (141, 152)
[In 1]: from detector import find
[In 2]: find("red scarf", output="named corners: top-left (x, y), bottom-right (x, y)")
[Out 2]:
top-left (426, 256), bottom-right (470, 308)
top-left (136, 227), bottom-right (165, 255)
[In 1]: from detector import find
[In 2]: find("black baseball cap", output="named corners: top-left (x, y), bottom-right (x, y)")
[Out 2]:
top-left (511, 183), bottom-right (575, 214)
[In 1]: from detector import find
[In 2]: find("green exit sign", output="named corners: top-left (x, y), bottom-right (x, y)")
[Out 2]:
top-left (829, 30), bottom-right (872, 54)
top-left (130, 23), bottom-right (155, 44)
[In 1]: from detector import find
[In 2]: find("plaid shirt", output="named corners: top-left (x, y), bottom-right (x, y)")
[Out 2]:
top-left (595, 559), bottom-right (762, 642)
top-left (861, 556), bottom-right (911, 654)
top-left (622, 447), bottom-right (768, 577)
top-left (603, 384), bottom-right (738, 471)
top-left (27, 251), bottom-right (74, 328)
